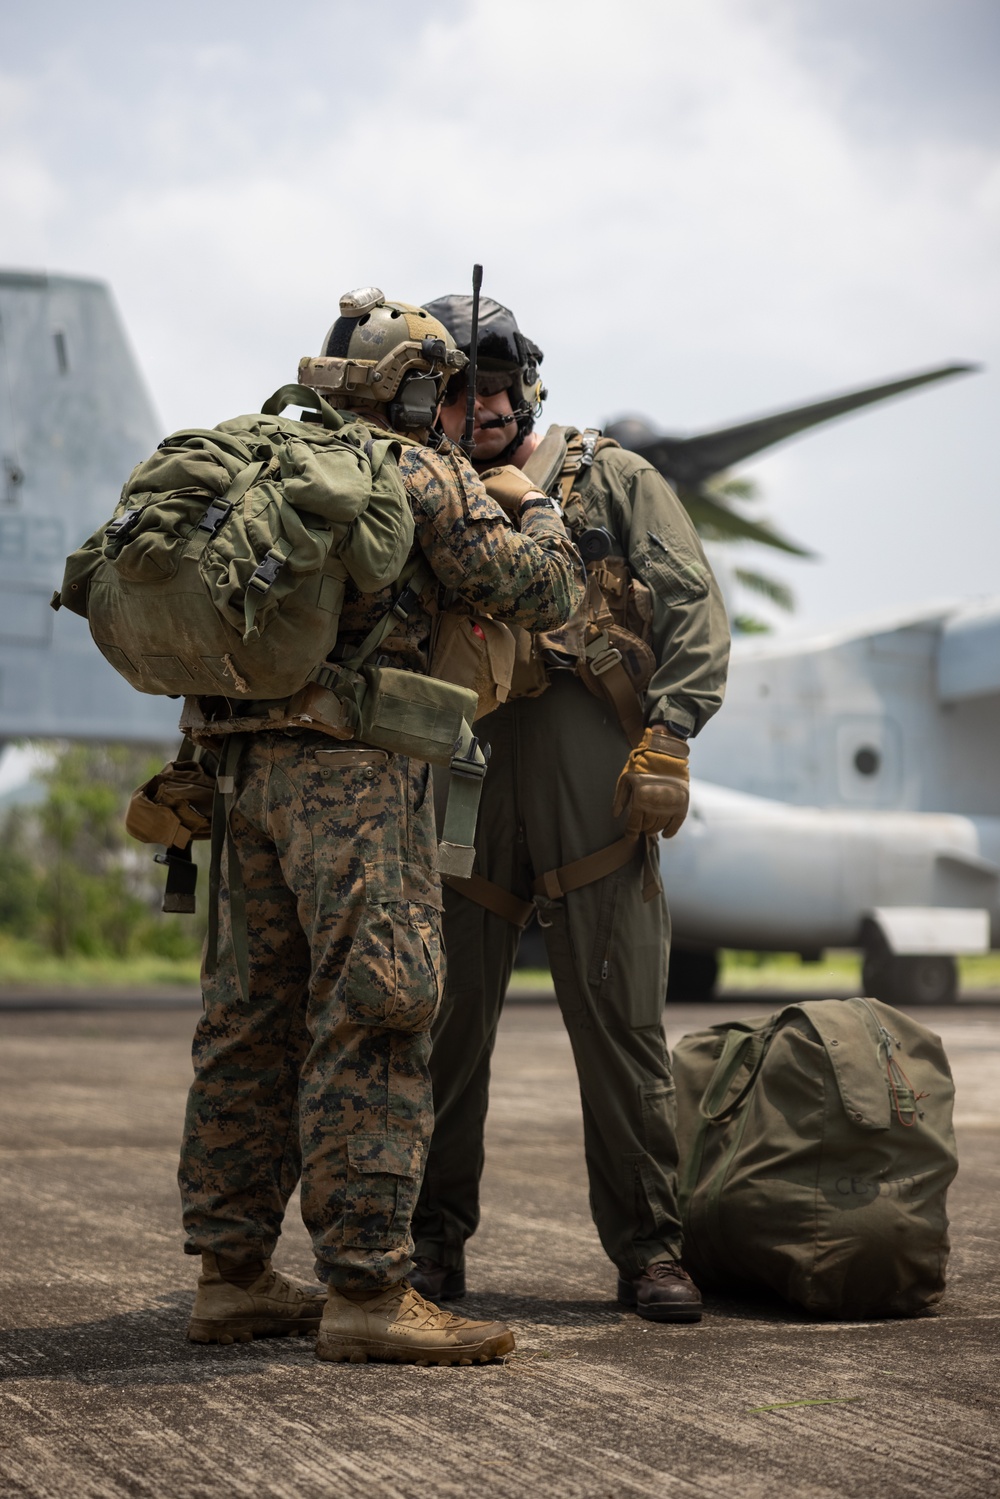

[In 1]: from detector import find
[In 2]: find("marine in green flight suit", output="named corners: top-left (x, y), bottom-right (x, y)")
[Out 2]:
top-left (410, 295), bottom-right (730, 1322)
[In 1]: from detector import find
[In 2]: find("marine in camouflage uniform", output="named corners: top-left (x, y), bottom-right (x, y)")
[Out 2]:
top-left (410, 296), bottom-right (730, 1323)
top-left (177, 292), bottom-right (584, 1364)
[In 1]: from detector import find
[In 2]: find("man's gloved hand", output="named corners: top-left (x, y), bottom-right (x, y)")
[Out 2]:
top-left (478, 465), bottom-right (547, 516)
top-left (612, 726), bottom-right (690, 838)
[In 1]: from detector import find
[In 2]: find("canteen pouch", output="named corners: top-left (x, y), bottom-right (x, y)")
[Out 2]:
top-left (358, 667), bottom-right (478, 766)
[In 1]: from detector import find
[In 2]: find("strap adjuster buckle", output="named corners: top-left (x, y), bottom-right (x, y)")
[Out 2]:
top-left (199, 500), bottom-right (233, 534)
top-left (247, 552), bottom-right (284, 593)
top-left (588, 643), bottom-right (623, 678)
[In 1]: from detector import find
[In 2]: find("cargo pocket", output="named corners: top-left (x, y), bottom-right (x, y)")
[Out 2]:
top-left (640, 1080), bottom-right (679, 1167)
top-left (342, 1132), bottom-right (424, 1249)
top-left (342, 899), bottom-right (442, 1032)
top-left (633, 532), bottom-right (709, 607)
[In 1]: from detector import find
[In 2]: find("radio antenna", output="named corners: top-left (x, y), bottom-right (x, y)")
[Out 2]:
top-left (462, 263), bottom-right (483, 456)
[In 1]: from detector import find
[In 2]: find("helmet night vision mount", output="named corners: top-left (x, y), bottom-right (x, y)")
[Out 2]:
top-left (298, 288), bottom-right (468, 431)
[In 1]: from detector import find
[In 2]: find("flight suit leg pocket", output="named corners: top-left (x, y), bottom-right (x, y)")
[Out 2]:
top-left (640, 1080), bottom-right (679, 1167)
top-left (342, 1132), bottom-right (425, 1249)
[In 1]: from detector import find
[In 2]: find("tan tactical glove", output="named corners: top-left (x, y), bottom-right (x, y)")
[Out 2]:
top-left (612, 726), bottom-right (690, 838)
top-left (478, 464), bottom-right (547, 516)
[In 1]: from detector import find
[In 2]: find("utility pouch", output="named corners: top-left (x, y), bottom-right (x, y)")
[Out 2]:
top-left (430, 611), bottom-right (516, 720)
top-left (358, 667), bottom-right (478, 767)
top-left (126, 746), bottom-right (218, 915)
top-left (507, 625), bottom-right (551, 700)
top-left (125, 757), bottom-right (216, 849)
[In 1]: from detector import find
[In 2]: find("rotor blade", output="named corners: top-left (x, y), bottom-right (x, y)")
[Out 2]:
top-left (617, 363), bottom-right (979, 488)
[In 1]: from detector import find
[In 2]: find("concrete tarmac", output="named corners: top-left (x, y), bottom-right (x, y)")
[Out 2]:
top-left (0, 997), bottom-right (997, 1499)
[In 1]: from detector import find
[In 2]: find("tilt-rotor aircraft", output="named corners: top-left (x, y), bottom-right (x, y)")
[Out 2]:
top-left (1, 269), bottom-right (993, 1003)
top-left (602, 371), bottom-right (995, 1007)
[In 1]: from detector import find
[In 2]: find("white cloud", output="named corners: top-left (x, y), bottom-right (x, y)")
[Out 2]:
top-left (0, 0), bottom-right (996, 629)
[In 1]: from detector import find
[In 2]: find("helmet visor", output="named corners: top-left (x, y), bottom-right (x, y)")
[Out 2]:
top-left (442, 369), bottom-right (515, 406)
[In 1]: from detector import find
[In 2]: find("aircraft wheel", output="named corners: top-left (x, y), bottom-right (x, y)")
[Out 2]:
top-left (667, 948), bottom-right (720, 1002)
top-left (862, 946), bottom-right (958, 1007)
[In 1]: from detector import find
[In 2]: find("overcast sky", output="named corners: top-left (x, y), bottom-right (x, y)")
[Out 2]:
top-left (1, 0), bottom-right (997, 632)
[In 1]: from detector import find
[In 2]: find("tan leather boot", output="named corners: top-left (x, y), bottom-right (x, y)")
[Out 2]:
top-left (187, 1253), bottom-right (325, 1344)
top-left (316, 1281), bottom-right (514, 1366)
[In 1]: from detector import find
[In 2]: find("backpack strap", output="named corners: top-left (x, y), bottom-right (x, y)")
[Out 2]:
top-left (204, 733), bottom-right (251, 1002)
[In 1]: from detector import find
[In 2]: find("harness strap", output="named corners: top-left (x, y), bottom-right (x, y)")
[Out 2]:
top-left (443, 831), bottom-right (660, 927)
top-left (584, 627), bottom-right (646, 749)
top-left (441, 872), bottom-right (535, 929)
top-left (534, 834), bottom-right (641, 900)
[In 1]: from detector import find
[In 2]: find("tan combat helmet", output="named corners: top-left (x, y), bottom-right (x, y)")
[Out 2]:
top-left (298, 288), bottom-right (467, 429)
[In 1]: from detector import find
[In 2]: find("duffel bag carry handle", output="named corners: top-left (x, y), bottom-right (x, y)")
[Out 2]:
top-left (679, 1021), bottom-right (777, 1218)
top-left (700, 1024), bottom-right (775, 1123)
top-left (261, 384), bottom-right (344, 431)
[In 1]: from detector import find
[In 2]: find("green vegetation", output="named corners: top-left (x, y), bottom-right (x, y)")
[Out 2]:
top-left (2, 744), bottom-right (998, 996)
top-left (721, 949), bottom-right (1000, 994)
top-left (0, 741), bottom-right (206, 987)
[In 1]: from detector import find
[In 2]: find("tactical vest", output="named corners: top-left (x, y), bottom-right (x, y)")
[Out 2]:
top-left (440, 427), bottom-right (662, 927)
top-left (511, 427), bottom-right (655, 749)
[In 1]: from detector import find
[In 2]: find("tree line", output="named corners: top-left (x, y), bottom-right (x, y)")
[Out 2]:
top-left (0, 742), bottom-right (205, 961)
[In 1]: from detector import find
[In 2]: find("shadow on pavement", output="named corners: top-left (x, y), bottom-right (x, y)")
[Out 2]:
top-left (0, 1293), bottom-right (317, 1386)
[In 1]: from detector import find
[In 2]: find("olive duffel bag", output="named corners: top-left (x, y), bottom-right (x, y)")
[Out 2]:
top-left (673, 997), bottom-right (958, 1319)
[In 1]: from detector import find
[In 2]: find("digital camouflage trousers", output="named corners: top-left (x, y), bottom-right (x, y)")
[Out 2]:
top-left (178, 731), bottom-right (443, 1291)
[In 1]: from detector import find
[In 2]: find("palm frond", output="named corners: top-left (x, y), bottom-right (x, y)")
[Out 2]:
top-left (732, 614), bottom-right (773, 635)
top-left (709, 476), bottom-right (760, 503)
top-left (678, 486), bottom-right (813, 556)
top-left (733, 568), bottom-right (795, 612)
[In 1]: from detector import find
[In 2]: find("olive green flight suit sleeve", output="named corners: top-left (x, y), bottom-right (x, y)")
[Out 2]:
top-left (589, 450), bottom-right (730, 737)
top-left (400, 444), bottom-right (585, 633)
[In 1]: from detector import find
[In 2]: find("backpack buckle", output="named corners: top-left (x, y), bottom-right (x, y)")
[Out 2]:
top-left (105, 508), bottom-right (141, 555)
top-left (247, 552), bottom-right (284, 594)
top-left (392, 583), bottom-right (420, 620)
top-left (199, 499), bottom-right (233, 534)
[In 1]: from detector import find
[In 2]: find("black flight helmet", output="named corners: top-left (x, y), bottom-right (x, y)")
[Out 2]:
top-left (423, 294), bottom-right (546, 459)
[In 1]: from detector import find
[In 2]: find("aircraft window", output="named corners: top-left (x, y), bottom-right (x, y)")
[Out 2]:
top-left (854, 746), bottom-right (880, 776)
top-left (53, 330), bottom-right (69, 374)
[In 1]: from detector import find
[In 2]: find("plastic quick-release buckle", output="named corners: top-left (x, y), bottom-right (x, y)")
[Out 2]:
top-left (392, 583), bottom-right (420, 621)
top-left (199, 499), bottom-right (233, 534)
top-left (247, 551), bottom-right (284, 594)
top-left (450, 735), bottom-right (489, 779)
top-left (105, 508), bottom-right (142, 552)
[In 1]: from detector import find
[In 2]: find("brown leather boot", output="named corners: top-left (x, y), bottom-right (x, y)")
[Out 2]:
top-left (187, 1252), bottom-right (325, 1344)
top-left (316, 1281), bottom-right (513, 1366)
top-left (407, 1256), bottom-right (467, 1301)
top-left (617, 1259), bottom-right (703, 1323)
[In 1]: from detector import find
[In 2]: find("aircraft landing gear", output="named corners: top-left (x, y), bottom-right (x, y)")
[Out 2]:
top-left (667, 948), bottom-right (720, 1003)
top-left (861, 923), bottom-right (958, 1006)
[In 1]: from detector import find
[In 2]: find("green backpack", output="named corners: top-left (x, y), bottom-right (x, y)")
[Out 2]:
top-left (673, 998), bottom-right (958, 1319)
top-left (54, 384), bottom-right (414, 702)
